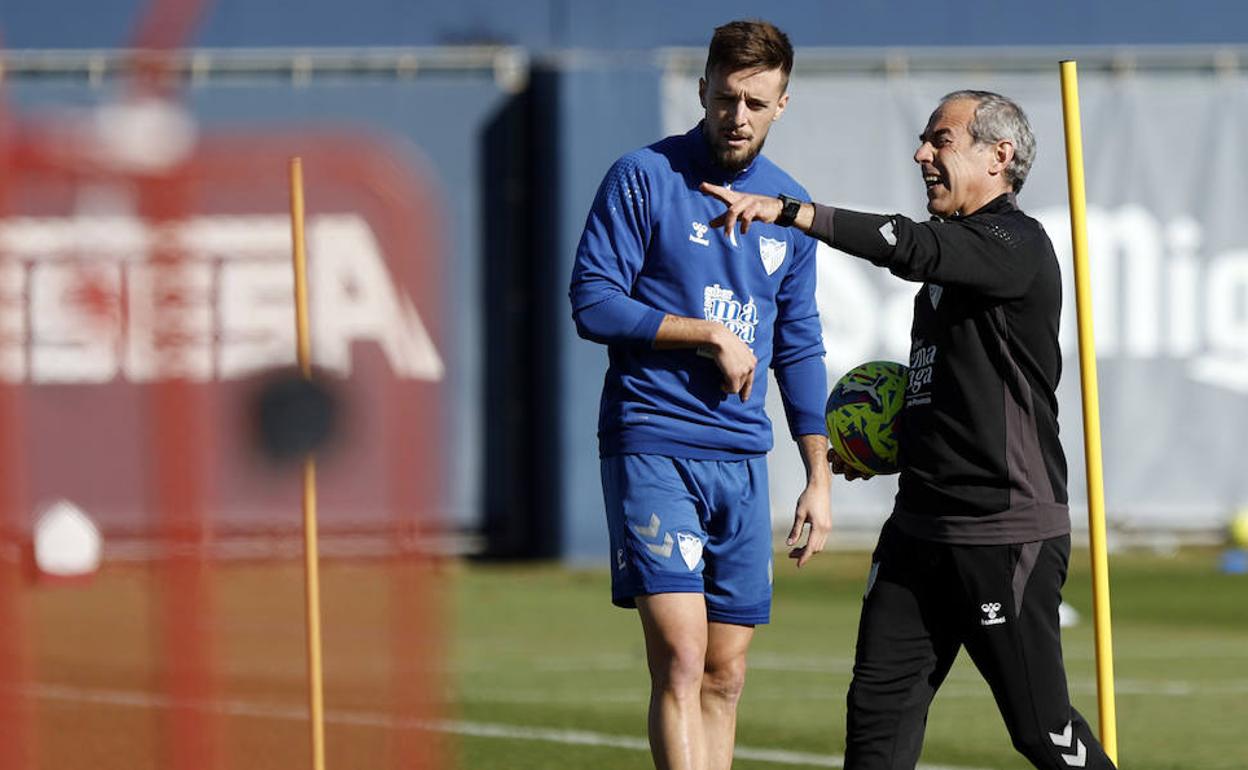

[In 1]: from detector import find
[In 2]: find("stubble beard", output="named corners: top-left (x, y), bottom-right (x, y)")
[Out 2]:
top-left (712, 137), bottom-right (764, 174)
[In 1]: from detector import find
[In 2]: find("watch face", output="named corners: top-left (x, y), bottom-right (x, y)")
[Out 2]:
top-left (778, 195), bottom-right (801, 225)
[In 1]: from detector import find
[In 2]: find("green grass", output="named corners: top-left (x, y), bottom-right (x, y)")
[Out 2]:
top-left (451, 547), bottom-right (1248, 769)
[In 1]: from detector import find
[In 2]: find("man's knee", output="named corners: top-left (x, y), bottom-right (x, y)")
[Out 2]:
top-left (649, 637), bottom-right (706, 698)
top-left (1007, 727), bottom-right (1052, 765)
top-left (702, 653), bottom-right (747, 706)
top-left (845, 675), bottom-right (892, 727)
top-left (1009, 729), bottom-right (1083, 769)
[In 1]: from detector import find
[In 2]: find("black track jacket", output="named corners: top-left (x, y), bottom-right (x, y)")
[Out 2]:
top-left (812, 193), bottom-right (1069, 545)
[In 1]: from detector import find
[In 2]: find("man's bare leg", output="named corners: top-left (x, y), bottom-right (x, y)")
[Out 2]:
top-left (637, 593), bottom-right (710, 770)
top-left (702, 621), bottom-right (754, 769)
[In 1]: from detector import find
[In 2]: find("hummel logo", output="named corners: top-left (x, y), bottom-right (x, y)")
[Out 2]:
top-left (632, 513), bottom-right (661, 539)
top-left (980, 601), bottom-right (1006, 626)
top-left (1048, 722), bottom-right (1087, 767)
top-left (689, 220), bottom-right (710, 246)
top-left (632, 513), bottom-right (673, 558)
top-left (646, 533), bottom-right (674, 558)
top-left (879, 219), bottom-right (898, 246)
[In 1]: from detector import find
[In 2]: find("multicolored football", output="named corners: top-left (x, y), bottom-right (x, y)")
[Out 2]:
top-left (825, 360), bottom-right (907, 476)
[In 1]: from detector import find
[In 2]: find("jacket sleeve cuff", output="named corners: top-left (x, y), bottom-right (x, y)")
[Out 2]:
top-left (809, 203), bottom-right (836, 244)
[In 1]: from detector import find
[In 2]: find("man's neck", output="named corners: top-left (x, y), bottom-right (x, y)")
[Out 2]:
top-left (957, 187), bottom-right (1013, 217)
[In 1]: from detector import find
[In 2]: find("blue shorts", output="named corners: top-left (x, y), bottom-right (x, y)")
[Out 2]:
top-left (601, 453), bottom-right (773, 625)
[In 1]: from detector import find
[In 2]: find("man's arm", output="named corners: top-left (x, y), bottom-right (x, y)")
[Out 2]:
top-left (810, 207), bottom-right (1040, 299)
top-left (570, 155), bottom-right (663, 345)
top-left (569, 159), bottom-right (757, 400)
top-left (788, 433), bottom-right (831, 567)
top-left (699, 182), bottom-right (1040, 300)
top-left (573, 297), bottom-right (758, 401)
top-left (770, 229), bottom-right (832, 565)
top-left (653, 315), bottom-right (758, 401)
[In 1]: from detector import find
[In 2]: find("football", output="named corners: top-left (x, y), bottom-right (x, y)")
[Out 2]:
top-left (825, 360), bottom-right (907, 475)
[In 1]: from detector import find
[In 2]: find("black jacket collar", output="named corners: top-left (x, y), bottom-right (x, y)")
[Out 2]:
top-left (956, 191), bottom-right (1019, 219)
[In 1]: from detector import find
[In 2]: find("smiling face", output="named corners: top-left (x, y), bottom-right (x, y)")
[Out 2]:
top-left (914, 98), bottom-right (1014, 217)
top-left (699, 65), bottom-right (789, 174)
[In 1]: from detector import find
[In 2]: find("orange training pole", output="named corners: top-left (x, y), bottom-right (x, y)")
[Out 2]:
top-left (290, 156), bottom-right (327, 770)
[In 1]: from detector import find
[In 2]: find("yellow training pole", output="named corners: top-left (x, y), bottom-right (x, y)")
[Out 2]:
top-left (1059, 60), bottom-right (1118, 764)
top-left (290, 157), bottom-right (327, 770)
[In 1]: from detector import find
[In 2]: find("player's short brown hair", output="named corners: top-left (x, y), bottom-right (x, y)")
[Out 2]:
top-left (704, 19), bottom-right (794, 90)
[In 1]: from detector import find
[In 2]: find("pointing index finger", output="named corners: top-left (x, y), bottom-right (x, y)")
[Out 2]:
top-left (699, 181), bottom-right (735, 203)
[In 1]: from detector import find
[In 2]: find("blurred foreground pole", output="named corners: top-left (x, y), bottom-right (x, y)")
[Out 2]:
top-left (143, 172), bottom-right (221, 770)
top-left (131, 2), bottom-right (221, 767)
top-left (1059, 59), bottom-right (1118, 764)
top-left (289, 157), bottom-right (327, 770)
top-left (0, 56), bottom-right (33, 769)
top-left (0, 386), bottom-right (33, 770)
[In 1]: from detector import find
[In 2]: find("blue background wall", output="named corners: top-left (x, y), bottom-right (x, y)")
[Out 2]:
top-left (3, 0), bottom-right (1248, 49)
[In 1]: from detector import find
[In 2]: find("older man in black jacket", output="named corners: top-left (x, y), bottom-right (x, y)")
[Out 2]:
top-left (702, 90), bottom-right (1117, 770)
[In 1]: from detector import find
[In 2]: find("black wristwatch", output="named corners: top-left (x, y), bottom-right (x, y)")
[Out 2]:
top-left (775, 193), bottom-right (803, 227)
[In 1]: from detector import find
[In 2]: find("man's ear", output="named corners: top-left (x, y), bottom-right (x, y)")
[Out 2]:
top-left (992, 140), bottom-right (1016, 176)
top-left (773, 91), bottom-right (790, 122)
top-left (698, 77), bottom-right (707, 109)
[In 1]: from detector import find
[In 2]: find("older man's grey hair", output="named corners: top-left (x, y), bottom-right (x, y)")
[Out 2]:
top-left (941, 90), bottom-right (1036, 193)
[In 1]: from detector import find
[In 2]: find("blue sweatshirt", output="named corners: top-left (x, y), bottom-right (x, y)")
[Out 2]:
top-left (570, 123), bottom-right (827, 459)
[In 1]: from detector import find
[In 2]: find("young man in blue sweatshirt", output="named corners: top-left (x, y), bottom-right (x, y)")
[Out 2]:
top-left (569, 20), bottom-right (830, 770)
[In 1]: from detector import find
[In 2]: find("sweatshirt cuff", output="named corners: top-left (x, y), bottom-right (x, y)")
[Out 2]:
top-left (574, 293), bottom-right (666, 345)
top-left (774, 355), bottom-right (829, 438)
top-left (632, 305), bottom-right (666, 343)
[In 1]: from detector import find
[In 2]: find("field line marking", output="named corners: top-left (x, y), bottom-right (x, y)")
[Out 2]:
top-left (26, 682), bottom-right (989, 770)
top-left (457, 677), bottom-right (1248, 704)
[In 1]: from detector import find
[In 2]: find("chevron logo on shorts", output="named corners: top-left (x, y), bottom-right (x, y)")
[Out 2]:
top-left (645, 534), bottom-right (674, 558)
top-left (632, 513), bottom-right (661, 539)
top-left (1048, 722), bottom-right (1087, 767)
top-left (632, 513), bottom-right (674, 557)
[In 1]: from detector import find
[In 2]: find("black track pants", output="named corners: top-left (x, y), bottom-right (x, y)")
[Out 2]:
top-left (844, 522), bottom-right (1116, 770)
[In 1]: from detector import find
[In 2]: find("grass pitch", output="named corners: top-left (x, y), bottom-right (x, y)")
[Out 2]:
top-left (22, 543), bottom-right (1247, 768)
top-left (452, 546), bottom-right (1248, 769)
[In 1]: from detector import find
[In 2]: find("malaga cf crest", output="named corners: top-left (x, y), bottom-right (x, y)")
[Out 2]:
top-left (758, 235), bottom-right (787, 275)
top-left (677, 531), bottom-right (704, 571)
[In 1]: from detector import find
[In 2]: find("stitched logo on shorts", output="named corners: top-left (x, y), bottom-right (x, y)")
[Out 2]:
top-left (676, 532), bottom-right (703, 571)
top-left (980, 601), bottom-right (1006, 626)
